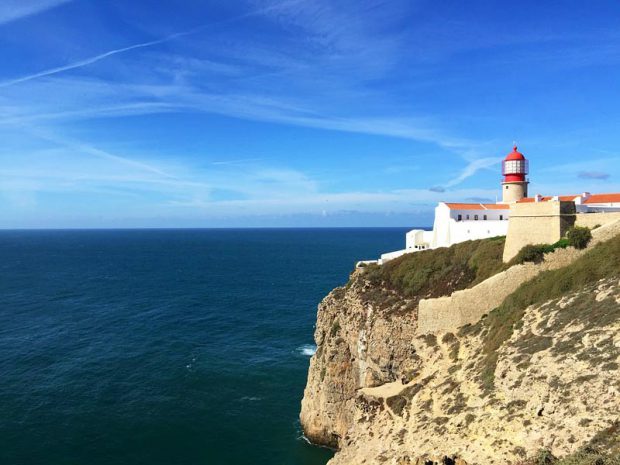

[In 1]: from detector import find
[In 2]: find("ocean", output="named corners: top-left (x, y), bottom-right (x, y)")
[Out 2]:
top-left (0, 228), bottom-right (409, 465)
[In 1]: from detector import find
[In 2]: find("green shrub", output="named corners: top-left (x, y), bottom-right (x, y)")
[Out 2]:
top-left (567, 226), bottom-right (592, 249)
top-left (533, 450), bottom-right (557, 465)
top-left (510, 238), bottom-right (571, 266)
top-left (510, 244), bottom-right (549, 265)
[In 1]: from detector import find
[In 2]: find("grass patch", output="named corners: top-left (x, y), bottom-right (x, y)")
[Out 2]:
top-left (442, 332), bottom-right (461, 361)
top-left (386, 395), bottom-right (408, 416)
top-left (421, 334), bottom-right (437, 347)
top-left (521, 422), bottom-right (620, 465)
top-left (476, 233), bottom-right (620, 392)
top-left (330, 320), bottom-right (341, 337)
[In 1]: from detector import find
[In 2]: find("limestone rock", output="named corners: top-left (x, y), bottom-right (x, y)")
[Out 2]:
top-left (300, 271), bottom-right (620, 465)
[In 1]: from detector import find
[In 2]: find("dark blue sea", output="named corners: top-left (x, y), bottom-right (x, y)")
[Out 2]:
top-left (0, 228), bottom-right (409, 465)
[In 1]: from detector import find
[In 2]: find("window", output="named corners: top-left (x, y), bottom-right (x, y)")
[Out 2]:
top-left (457, 214), bottom-right (462, 221)
top-left (505, 186), bottom-right (509, 190)
top-left (500, 215), bottom-right (503, 220)
top-left (474, 215), bottom-right (479, 220)
top-left (503, 159), bottom-right (528, 175)
top-left (483, 215), bottom-right (487, 220)
top-left (466, 215), bottom-right (470, 220)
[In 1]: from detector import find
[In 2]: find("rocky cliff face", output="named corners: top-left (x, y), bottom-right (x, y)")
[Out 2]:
top-left (301, 262), bottom-right (620, 464)
top-left (300, 277), bottom-right (420, 448)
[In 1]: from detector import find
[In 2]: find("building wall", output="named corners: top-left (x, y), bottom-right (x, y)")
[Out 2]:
top-left (432, 204), bottom-right (509, 249)
top-left (405, 229), bottom-right (432, 250)
top-left (502, 201), bottom-right (576, 262)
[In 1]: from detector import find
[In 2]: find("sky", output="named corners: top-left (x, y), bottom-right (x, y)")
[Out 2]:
top-left (0, 0), bottom-right (619, 228)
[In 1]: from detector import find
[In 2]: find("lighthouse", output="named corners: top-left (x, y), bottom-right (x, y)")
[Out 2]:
top-left (501, 145), bottom-right (529, 203)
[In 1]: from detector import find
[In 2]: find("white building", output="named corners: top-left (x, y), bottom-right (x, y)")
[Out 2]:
top-left (378, 202), bottom-right (509, 264)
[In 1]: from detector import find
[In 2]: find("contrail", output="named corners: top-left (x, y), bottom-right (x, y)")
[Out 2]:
top-left (0, 0), bottom-right (305, 89)
top-left (0, 28), bottom-right (201, 88)
top-left (27, 127), bottom-right (176, 179)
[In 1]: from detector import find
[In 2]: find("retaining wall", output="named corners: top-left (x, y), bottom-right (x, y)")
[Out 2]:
top-left (417, 219), bottom-right (620, 334)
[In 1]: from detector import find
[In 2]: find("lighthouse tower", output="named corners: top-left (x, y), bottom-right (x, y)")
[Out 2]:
top-left (502, 145), bottom-right (529, 203)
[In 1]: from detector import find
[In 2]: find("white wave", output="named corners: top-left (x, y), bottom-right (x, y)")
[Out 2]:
top-left (296, 344), bottom-right (317, 356)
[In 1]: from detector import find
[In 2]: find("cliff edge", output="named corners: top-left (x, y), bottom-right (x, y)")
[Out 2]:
top-left (301, 224), bottom-right (620, 465)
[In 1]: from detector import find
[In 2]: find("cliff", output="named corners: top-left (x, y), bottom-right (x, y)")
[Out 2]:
top-left (301, 224), bottom-right (620, 465)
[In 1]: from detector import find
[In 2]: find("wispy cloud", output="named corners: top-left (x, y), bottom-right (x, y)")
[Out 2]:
top-left (24, 127), bottom-right (176, 179)
top-left (0, 0), bottom-right (71, 25)
top-left (578, 170), bottom-right (610, 180)
top-left (464, 196), bottom-right (494, 203)
top-left (0, 74), bottom-right (482, 160)
top-left (445, 157), bottom-right (501, 188)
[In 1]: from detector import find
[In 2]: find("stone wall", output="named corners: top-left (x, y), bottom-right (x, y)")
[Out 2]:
top-left (574, 211), bottom-right (620, 229)
top-left (502, 201), bottom-right (576, 262)
top-left (417, 247), bottom-right (580, 334)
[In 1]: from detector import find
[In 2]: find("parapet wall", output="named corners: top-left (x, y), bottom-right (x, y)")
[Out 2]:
top-left (575, 211), bottom-right (620, 229)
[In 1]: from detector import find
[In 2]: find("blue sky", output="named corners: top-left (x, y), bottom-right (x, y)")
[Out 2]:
top-left (1, 0), bottom-right (619, 228)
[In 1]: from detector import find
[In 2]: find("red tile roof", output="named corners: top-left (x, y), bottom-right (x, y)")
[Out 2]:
top-left (445, 203), bottom-right (509, 210)
top-left (583, 193), bottom-right (620, 204)
top-left (518, 195), bottom-right (578, 203)
top-left (518, 193), bottom-right (620, 204)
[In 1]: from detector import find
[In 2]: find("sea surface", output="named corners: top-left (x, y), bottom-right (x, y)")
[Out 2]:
top-left (0, 228), bottom-right (410, 465)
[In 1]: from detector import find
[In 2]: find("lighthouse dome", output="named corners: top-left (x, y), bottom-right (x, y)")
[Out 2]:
top-left (505, 146), bottom-right (526, 161)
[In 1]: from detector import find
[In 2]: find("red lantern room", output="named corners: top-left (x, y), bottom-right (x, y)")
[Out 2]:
top-left (502, 146), bottom-right (528, 182)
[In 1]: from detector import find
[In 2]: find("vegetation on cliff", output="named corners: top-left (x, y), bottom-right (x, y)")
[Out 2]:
top-left (364, 236), bottom-right (506, 300)
top-left (524, 423), bottom-right (620, 465)
top-left (466, 232), bottom-right (620, 392)
top-left (359, 226), bottom-right (595, 313)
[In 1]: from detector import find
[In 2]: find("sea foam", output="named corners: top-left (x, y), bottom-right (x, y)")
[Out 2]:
top-left (297, 344), bottom-right (317, 356)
